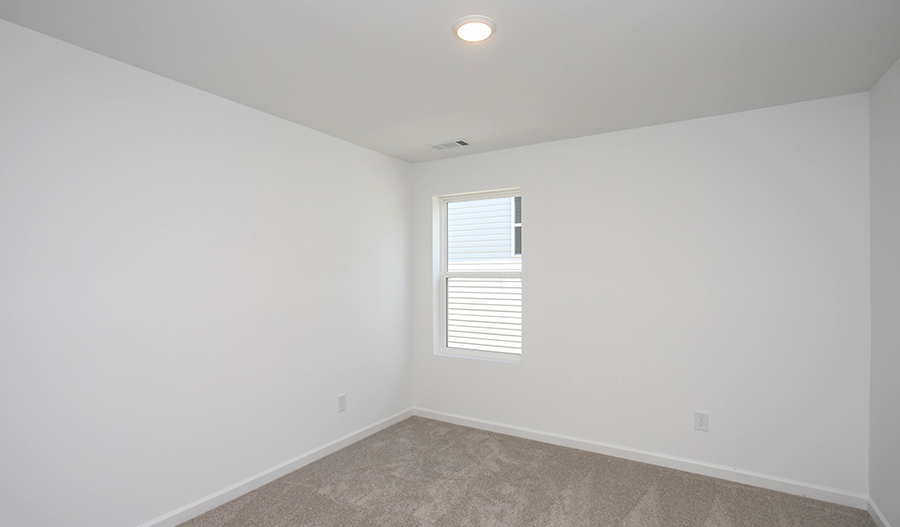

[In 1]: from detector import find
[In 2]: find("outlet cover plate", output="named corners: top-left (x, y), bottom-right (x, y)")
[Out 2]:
top-left (695, 411), bottom-right (709, 432)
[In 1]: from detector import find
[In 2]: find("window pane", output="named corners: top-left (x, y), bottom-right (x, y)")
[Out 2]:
top-left (514, 196), bottom-right (521, 224)
top-left (514, 225), bottom-right (522, 256)
top-left (446, 276), bottom-right (522, 354)
top-left (447, 197), bottom-right (521, 272)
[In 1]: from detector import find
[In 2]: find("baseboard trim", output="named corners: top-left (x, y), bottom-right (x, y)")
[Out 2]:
top-left (136, 408), bottom-right (414, 527)
top-left (868, 498), bottom-right (893, 527)
top-left (413, 407), bottom-right (869, 510)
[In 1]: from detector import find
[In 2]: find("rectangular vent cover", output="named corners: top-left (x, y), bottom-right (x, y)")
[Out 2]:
top-left (432, 139), bottom-right (470, 150)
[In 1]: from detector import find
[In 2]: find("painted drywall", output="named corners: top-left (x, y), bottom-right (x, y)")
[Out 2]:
top-left (0, 20), bottom-right (412, 527)
top-left (412, 94), bottom-right (871, 496)
top-left (870, 55), bottom-right (900, 527)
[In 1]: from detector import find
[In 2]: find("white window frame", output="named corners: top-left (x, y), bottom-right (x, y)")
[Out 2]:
top-left (436, 188), bottom-right (522, 363)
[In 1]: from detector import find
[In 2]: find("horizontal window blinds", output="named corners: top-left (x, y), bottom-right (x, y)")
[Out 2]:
top-left (446, 277), bottom-right (522, 354)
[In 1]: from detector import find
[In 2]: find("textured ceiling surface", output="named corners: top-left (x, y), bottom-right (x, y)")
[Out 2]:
top-left (2, 0), bottom-right (900, 163)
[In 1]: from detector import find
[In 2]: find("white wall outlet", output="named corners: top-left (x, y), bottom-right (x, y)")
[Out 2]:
top-left (338, 394), bottom-right (346, 413)
top-left (695, 411), bottom-right (709, 432)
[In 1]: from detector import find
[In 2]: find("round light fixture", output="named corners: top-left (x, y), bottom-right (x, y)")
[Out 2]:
top-left (453, 15), bottom-right (495, 42)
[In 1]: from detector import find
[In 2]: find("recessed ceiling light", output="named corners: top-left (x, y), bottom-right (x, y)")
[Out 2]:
top-left (453, 15), bottom-right (495, 42)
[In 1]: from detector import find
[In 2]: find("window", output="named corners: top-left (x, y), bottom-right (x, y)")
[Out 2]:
top-left (439, 190), bottom-right (522, 361)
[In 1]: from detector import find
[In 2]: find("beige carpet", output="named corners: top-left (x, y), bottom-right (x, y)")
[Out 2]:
top-left (179, 416), bottom-right (875, 527)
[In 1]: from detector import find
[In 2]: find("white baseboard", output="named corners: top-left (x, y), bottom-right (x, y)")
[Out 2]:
top-left (136, 408), bottom-right (414, 527)
top-left (868, 498), bottom-right (893, 527)
top-left (413, 407), bottom-right (869, 510)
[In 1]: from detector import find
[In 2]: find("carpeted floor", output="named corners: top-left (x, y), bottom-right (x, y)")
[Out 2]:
top-left (179, 416), bottom-right (875, 527)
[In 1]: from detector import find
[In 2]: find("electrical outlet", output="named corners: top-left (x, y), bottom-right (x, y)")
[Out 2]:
top-left (695, 411), bottom-right (709, 432)
top-left (338, 394), bottom-right (346, 413)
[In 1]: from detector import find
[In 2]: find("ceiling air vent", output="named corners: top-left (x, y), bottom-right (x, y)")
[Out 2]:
top-left (431, 139), bottom-right (470, 150)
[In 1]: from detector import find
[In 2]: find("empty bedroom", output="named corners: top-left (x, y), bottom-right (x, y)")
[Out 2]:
top-left (1, 1), bottom-right (899, 526)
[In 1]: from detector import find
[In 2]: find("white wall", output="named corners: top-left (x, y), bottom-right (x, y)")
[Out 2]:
top-left (870, 56), bottom-right (900, 527)
top-left (412, 94), bottom-right (871, 496)
top-left (0, 20), bottom-right (412, 527)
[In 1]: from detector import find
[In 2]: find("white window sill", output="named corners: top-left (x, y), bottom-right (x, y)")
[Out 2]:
top-left (436, 347), bottom-right (522, 364)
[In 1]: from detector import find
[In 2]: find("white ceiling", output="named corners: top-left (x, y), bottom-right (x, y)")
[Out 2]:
top-left (2, 0), bottom-right (900, 163)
